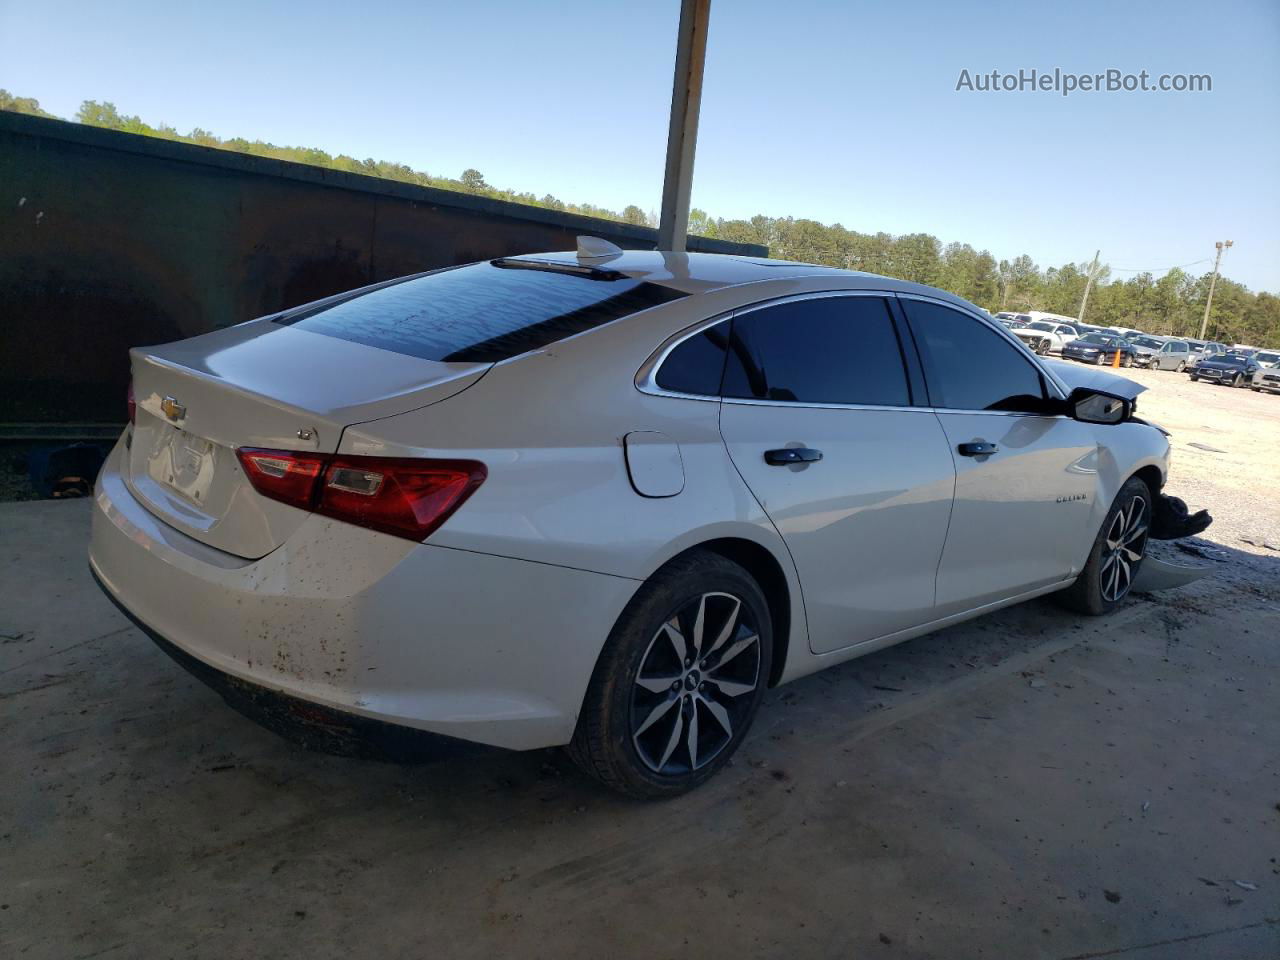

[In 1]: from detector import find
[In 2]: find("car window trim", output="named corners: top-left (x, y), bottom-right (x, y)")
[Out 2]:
top-left (894, 292), bottom-right (1069, 412)
top-left (637, 290), bottom-right (918, 410)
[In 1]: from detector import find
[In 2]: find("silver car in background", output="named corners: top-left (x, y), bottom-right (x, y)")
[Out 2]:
top-left (1250, 350), bottom-right (1280, 393)
top-left (1149, 338), bottom-right (1192, 371)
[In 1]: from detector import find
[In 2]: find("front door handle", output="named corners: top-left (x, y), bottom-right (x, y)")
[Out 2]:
top-left (764, 447), bottom-right (824, 466)
top-left (957, 441), bottom-right (998, 457)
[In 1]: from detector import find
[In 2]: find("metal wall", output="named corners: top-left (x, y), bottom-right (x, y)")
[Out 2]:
top-left (0, 112), bottom-right (764, 424)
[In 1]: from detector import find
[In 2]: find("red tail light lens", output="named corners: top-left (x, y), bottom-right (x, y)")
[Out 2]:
top-left (235, 448), bottom-right (485, 542)
top-left (237, 448), bottom-right (328, 509)
top-left (318, 456), bottom-right (487, 541)
top-left (127, 381), bottom-right (136, 425)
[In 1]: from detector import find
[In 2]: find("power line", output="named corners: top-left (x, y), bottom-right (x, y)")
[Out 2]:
top-left (1108, 258), bottom-right (1212, 273)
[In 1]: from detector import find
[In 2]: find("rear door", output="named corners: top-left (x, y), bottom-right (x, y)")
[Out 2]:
top-left (898, 297), bottom-right (1098, 615)
top-left (716, 294), bottom-right (956, 654)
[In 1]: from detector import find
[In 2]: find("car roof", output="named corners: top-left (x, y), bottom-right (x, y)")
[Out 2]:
top-left (508, 249), bottom-right (981, 309)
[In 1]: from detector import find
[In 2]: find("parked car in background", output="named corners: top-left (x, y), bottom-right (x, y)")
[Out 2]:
top-left (1010, 319), bottom-right (1079, 355)
top-left (993, 311), bottom-right (1032, 329)
top-left (1062, 333), bottom-right (1139, 366)
top-left (1189, 353), bottom-right (1260, 387)
top-left (1251, 349), bottom-right (1280, 369)
top-left (1126, 335), bottom-right (1167, 368)
top-left (1251, 364), bottom-right (1280, 394)
top-left (1184, 339), bottom-right (1229, 364)
top-left (1149, 338), bottom-right (1192, 372)
top-left (87, 240), bottom-right (1174, 798)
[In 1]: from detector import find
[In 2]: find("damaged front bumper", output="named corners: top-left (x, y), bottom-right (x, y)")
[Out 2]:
top-left (1132, 493), bottom-right (1215, 593)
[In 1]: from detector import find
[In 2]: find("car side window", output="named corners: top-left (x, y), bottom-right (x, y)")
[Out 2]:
top-left (654, 323), bottom-right (729, 396)
top-left (901, 299), bottom-right (1050, 412)
top-left (720, 296), bottom-right (910, 406)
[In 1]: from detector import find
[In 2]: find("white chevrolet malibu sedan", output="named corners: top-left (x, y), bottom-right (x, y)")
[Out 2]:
top-left (91, 240), bottom-right (1171, 798)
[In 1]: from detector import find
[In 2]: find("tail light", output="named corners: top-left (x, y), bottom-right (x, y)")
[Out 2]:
top-left (235, 448), bottom-right (486, 542)
top-left (237, 449), bottom-right (327, 507)
top-left (127, 381), bottom-right (136, 425)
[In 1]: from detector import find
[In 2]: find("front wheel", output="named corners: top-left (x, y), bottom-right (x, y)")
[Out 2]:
top-left (1189, 375), bottom-right (1199, 381)
top-left (1232, 373), bottom-right (1244, 387)
top-left (1175, 361), bottom-right (1186, 373)
top-left (568, 551), bottom-right (772, 799)
top-left (1057, 477), bottom-right (1151, 616)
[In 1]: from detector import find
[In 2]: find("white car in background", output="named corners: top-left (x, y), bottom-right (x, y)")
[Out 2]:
top-left (90, 240), bottom-right (1173, 798)
top-left (1250, 350), bottom-right (1280, 393)
top-left (1010, 319), bottom-right (1081, 355)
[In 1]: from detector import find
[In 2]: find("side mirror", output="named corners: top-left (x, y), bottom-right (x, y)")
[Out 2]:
top-left (1068, 387), bottom-right (1132, 425)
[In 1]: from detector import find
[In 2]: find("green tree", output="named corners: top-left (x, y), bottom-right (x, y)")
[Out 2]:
top-left (459, 168), bottom-right (488, 192)
top-left (0, 89), bottom-right (55, 117)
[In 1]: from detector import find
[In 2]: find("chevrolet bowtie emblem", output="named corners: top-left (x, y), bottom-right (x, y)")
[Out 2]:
top-left (160, 396), bottom-right (186, 422)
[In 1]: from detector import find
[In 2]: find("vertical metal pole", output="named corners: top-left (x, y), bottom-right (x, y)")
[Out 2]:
top-left (1078, 249), bottom-right (1100, 323)
top-left (1198, 240), bottom-right (1232, 340)
top-left (657, 0), bottom-right (711, 253)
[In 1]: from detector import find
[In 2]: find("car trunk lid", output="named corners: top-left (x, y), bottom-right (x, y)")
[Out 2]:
top-left (125, 321), bottom-right (489, 559)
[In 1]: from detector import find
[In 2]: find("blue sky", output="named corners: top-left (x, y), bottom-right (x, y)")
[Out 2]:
top-left (3, 0), bottom-right (1277, 291)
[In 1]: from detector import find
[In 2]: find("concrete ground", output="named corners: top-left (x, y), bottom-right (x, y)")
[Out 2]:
top-left (3, 369), bottom-right (1279, 959)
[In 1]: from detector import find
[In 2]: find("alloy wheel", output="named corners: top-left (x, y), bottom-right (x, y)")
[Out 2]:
top-left (630, 592), bottom-right (761, 775)
top-left (1100, 494), bottom-right (1149, 602)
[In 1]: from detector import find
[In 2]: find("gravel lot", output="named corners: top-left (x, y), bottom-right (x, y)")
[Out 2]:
top-left (2, 365), bottom-right (1278, 959)
top-left (1113, 365), bottom-right (1280, 557)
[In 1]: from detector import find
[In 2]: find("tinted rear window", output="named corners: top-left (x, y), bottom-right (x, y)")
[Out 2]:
top-left (276, 260), bottom-right (687, 362)
top-left (655, 323), bottom-right (730, 396)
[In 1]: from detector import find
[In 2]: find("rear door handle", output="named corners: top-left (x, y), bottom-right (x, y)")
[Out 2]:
top-left (764, 447), bottom-right (823, 465)
top-left (957, 441), bottom-right (998, 457)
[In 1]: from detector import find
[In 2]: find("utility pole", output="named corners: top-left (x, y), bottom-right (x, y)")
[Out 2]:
top-left (1198, 240), bottom-right (1233, 340)
top-left (657, 0), bottom-right (711, 253)
top-left (1078, 250), bottom-right (1101, 323)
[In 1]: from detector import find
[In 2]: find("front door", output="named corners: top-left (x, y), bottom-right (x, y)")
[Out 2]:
top-left (899, 298), bottom-right (1099, 615)
top-left (715, 294), bottom-right (956, 654)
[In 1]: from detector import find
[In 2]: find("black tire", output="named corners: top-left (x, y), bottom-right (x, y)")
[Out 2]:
top-left (1094, 352), bottom-right (1105, 365)
top-left (1122, 354), bottom-right (1133, 368)
top-left (1251, 386), bottom-right (1261, 392)
top-left (1057, 476), bottom-right (1152, 616)
top-left (1038, 339), bottom-right (1051, 355)
top-left (568, 551), bottom-right (772, 799)
top-left (1175, 361), bottom-right (1186, 373)
top-left (1189, 375), bottom-right (1198, 381)
top-left (1232, 374), bottom-right (1244, 387)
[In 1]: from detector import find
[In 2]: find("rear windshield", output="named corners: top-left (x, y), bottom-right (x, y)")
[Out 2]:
top-left (276, 260), bottom-right (687, 362)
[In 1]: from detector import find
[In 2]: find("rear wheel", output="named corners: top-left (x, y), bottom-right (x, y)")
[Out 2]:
top-left (568, 551), bottom-right (772, 799)
top-left (1057, 476), bottom-right (1151, 616)
top-left (1175, 360), bottom-right (1186, 373)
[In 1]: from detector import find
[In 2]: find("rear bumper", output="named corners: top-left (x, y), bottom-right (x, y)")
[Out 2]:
top-left (91, 565), bottom-right (492, 761)
top-left (89, 440), bottom-right (638, 751)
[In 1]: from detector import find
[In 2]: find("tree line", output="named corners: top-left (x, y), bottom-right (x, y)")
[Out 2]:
top-left (4, 89), bottom-right (1276, 347)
